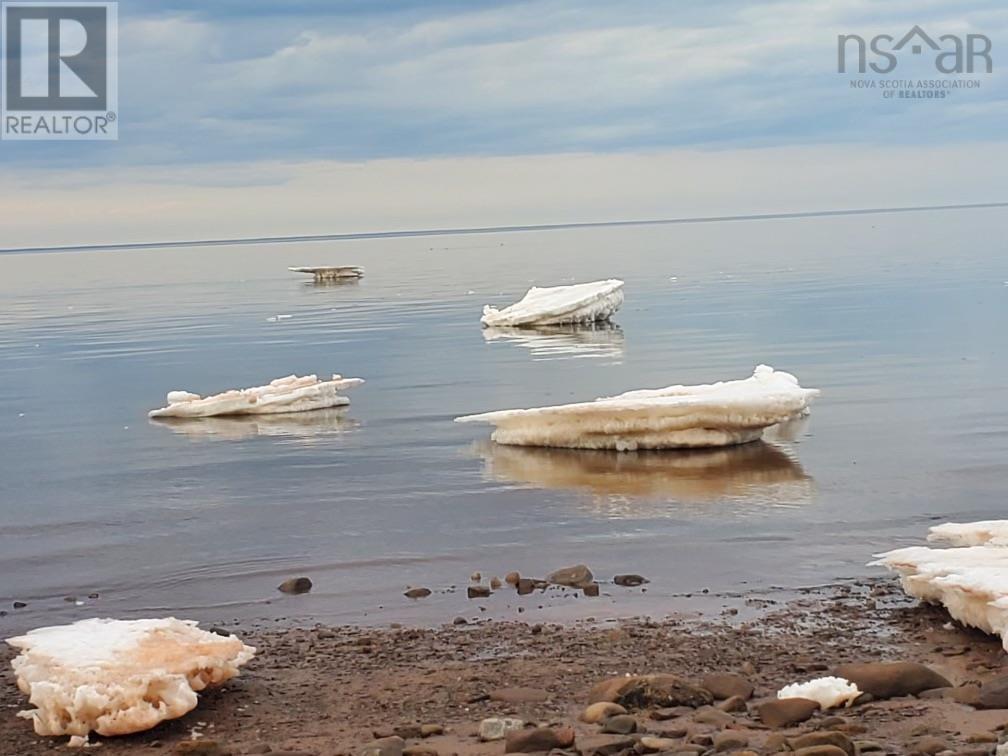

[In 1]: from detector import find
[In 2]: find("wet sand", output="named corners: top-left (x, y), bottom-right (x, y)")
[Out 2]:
top-left (4, 578), bottom-right (1008, 755)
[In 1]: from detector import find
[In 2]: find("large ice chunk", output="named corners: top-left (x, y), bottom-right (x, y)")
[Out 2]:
top-left (872, 521), bottom-right (1008, 649)
top-left (480, 279), bottom-right (624, 327)
top-left (455, 365), bottom-right (819, 450)
top-left (149, 373), bottom-right (364, 418)
top-left (288, 265), bottom-right (363, 281)
top-left (7, 618), bottom-right (255, 738)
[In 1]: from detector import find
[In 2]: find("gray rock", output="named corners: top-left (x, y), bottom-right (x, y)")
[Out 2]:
top-left (547, 564), bottom-right (594, 588)
top-left (478, 717), bottom-right (524, 742)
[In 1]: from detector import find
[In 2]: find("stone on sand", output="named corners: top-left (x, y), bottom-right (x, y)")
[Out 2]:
top-left (488, 687), bottom-right (549, 704)
top-left (757, 697), bottom-right (820, 727)
top-left (360, 736), bottom-right (404, 756)
top-left (403, 588), bottom-right (431, 599)
top-left (599, 714), bottom-right (637, 734)
top-left (789, 731), bottom-right (855, 755)
top-left (478, 718), bottom-right (524, 742)
top-left (504, 726), bottom-right (575, 753)
top-left (589, 673), bottom-right (712, 709)
top-left (701, 672), bottom-right (754, 700)
top-left (278, 577), bottom-right (312, 594)
top-left (978, 675), bottom-right (1008, 709)
top-left (833, 661), bottom-right (950, 699)
top-left (580, 702), bottom-right (627, 723)
top-left (547, 564), bottom-right (594, 588)
top-left (613, 574), bottom-right (648, 587)
top-left (575, 735), bottom-right (638, 756)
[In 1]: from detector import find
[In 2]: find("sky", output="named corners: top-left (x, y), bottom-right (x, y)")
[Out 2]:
top-left (1, 0), bottom-right (1006, 247)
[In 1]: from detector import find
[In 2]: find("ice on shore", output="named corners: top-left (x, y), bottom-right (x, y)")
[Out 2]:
top-left (872, 520), bottom-right (1008, 649)
top-left (455, 365), bottom-right (819, 451)
top-left (6, 618), bottom-right (255, 739)
top-left (480, 279), bottom-right (624, 327)
top-left (149, 373), bottom-right (364, 418)
top-left (778, 676), bottom-right (860, 708)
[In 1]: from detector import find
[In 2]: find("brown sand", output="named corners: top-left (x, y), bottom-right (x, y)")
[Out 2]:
top-left (3, 578), bottom-right (1007, 755)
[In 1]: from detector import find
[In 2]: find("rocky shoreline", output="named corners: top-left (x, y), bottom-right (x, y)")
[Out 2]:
top-left (4, 578), bottom-right (1008, 756)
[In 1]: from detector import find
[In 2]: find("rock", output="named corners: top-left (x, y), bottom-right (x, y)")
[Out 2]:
top-left (832, 661), bottom-right (950, 699)
top-left (516, 578), bottom-right (536, 595)
top-left (504, 726), bottom-right (575, 753)
top-left (581, 702), bottom-right (628, 723)
top-left (505, 571), bottom-right (521, 585)
top-left (575, 735), bottom-right (638, 756)
top-left (478, 718), bottom-right (524, 741)
top-left (490, 576), bottom-right (502, 589)
top-left (600, 714), bottom-right (637, 734)
top-left (12, 601), bottom-right (27, 609)
top-left (489, 686), bottom-right (549, 704)
top-left (360, 737), bottom-right (404, 756)
top-left (712, 731), bottom-right (748, 751)
top-left (404, 587), bottom-right (431, 599)
top-left (789, 731), bottom-right (855, 755)
top-left (403, 748), bottom-right (438, 756)
top-left (649, 706), bottom-right (693, 721)
top-left (471, 572), bottom-right (481, 581)
top-left (854, 741), bottom-right (884, 753)
top-left (967, 731), bottom-right (999, 743)
top-left (590, 674), bottom-right (713, 709)
top-left (452, 616), bottom-right (467, 625)
top-left (693, 706), bottom-right (733, 726)
top-left (174, 743), bottom-right (231, 756)
top-left (792, 747), bottom-right (848, 756)
top-left (277, 577), bottom-right (312, 594)
top-left (908, 736), bottom-right (946, 755)
top-left (419, 725), bottom-right (443, 738)
top-left (583, 583), bottom-right (600, 597)
top-left (756, 697), bottom-right (820, 727)
top-left (701, 672), bottom-right (754, 700)
top-left (613, 574), bottom-right (648, 587)
top-left (638, 736), bottom-right (679, 752)
top-left (547, 564), bottom-right (594, 588)
top-left (467, 585), bottom-right (491, 599)
top-left (979, 675), bottom-right (1008, 708)
top-left (718, 694), bottom-right (748, 712)
top-left (764, 733), bottom-right (790, 752)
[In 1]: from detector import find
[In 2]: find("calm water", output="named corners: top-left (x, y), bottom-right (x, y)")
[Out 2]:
top-left (1, 210), bottom-right (1006, 633)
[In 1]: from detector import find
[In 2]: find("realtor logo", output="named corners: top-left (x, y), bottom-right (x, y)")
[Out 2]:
top-left (2, 1), bottom-right (117, 140)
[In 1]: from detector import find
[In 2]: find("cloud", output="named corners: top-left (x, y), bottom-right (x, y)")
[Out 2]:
top-left (1, 0), bottom-right (1004, 168)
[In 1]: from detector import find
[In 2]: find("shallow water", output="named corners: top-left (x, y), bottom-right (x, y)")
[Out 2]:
top-left (1, 209), bottom-right (1006, 633)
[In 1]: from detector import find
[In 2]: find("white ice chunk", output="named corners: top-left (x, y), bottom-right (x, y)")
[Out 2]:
top-left (149, 373), bottom-right (364, 418)
top-left (455, 365), bottom-right (819, 451)
top-left (777, 676), bottom-right (860, 708)
top-left (7, 618), bottom-right (255, 738)
top-left (480, 279), bottom-right (624, 327)
top-left (872, 521), bottom-right (1008, 650)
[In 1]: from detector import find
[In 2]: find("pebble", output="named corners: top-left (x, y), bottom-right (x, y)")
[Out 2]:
top-left (467, 585), bottom-right (491, 599)
top-left (504, 726), bottom-right (574, 753)
top-left (833, 661), bottom-right (950, 699)
top-left (505, 571), bottom-right (520, 585)
top-left (490, 576), bottom-right (502, 589)
top-left (909, 735), bottom-right (946, 754)
top-left (599, 714), bottom-right (637, 734)
top-left (717, 694), bottom-right (748, 712)
top-left (277, 577), bottom-right (312, 595)
top-left (638, 736), bottom-right (679, 752)
top-left (978, 675), bottom-right (1008, 708)
top-left (583, 583), bottom-right (600, 597)
top-left (574, 734), bottom-right (637, 756)
top-left (360, 737), bottom-right (404, 756)
top-left (580, 702), bottom-right (627, 723)
top-left (694, 706), bottom-right (734, 726)
top-left (546, 564), bottom-right (594, 588)
top-left (403, 588), bottom-right (431, 599)
top-left (712, 731), bottom-right (748, 751)
top-left (701, 672), bottom-right (755, 700)
top-left (757, 697), bottom-right (820, 727)
top-left (789, 731), bottom-right (855, 755)
top-left (613, 574), bottom-right (648, 587)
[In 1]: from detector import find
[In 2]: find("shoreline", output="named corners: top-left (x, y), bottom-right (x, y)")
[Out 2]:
top-left (5, 577), bottom-right (1008, 755)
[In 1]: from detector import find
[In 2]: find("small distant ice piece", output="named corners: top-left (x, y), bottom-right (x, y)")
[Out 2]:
top-left (6, 617), bottom-right (254, 739)
top-left (872, 520), bottom-right (1008, 650)
top-left (288, 266), bottom-right (364, 281)
top-left (149, 373), bottom-right (364, 418)
top-left (480, 279), bottom-right (624, 327)
top-left (455, 365), bottom-right (819, 451)
top-left (778, 676), bottom-right (860, 708)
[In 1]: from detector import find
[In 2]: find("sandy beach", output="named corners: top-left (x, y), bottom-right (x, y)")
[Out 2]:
top-left (5, 578), bottom-right (1008, 755)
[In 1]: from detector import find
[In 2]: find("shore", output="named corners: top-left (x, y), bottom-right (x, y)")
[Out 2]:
top-left (3, 578), bottom-right (1007, 756)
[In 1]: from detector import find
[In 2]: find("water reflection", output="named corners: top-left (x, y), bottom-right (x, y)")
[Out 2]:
top-left (481, 323), bottom-right (624, 361)
top-left (150, 408), bottom-right (359, 440)
top-left (472, 439), bottom-right (813, 507)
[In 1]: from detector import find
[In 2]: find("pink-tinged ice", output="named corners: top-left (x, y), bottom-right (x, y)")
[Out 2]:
top-left (7, 618), bottom-right (254, 740)
top-left (778, 676), bottom-right (860, 708)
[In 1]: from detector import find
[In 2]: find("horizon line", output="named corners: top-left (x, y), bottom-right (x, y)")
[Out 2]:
top-left (2, 201), bottom-right (1006, 255)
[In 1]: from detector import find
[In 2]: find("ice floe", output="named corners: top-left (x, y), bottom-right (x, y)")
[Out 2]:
top-left (480, 279), bottom-right (624, 327)
top-left (778, 676), bottom-right (860, 709)
top-left (149, 373), bottom-right (364, 418)
top-left (6, 618), bottom-right (254, 739)
top-left (455, 365), bottom-right (819, 451)
top-left (872, 521), bottom-right (1008, 649)
top-left (288, 265), bottom-right (363, 281)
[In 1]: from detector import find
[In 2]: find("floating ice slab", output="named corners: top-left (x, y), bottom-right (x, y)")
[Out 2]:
top-left (872, 521), bottom-right (1008, 649)
top-left (778, 676), bottom-right (860, 709)
top-left (149, 373), bottom-right (364, 418)
top-left (455, 365), bottom-right (819, 451)
top-left (6, 618), bottom-right (254, 738)
top-left (480, 279), bottom-right (624, 327)
top-left (288, 265), bottom-right (363, 281)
